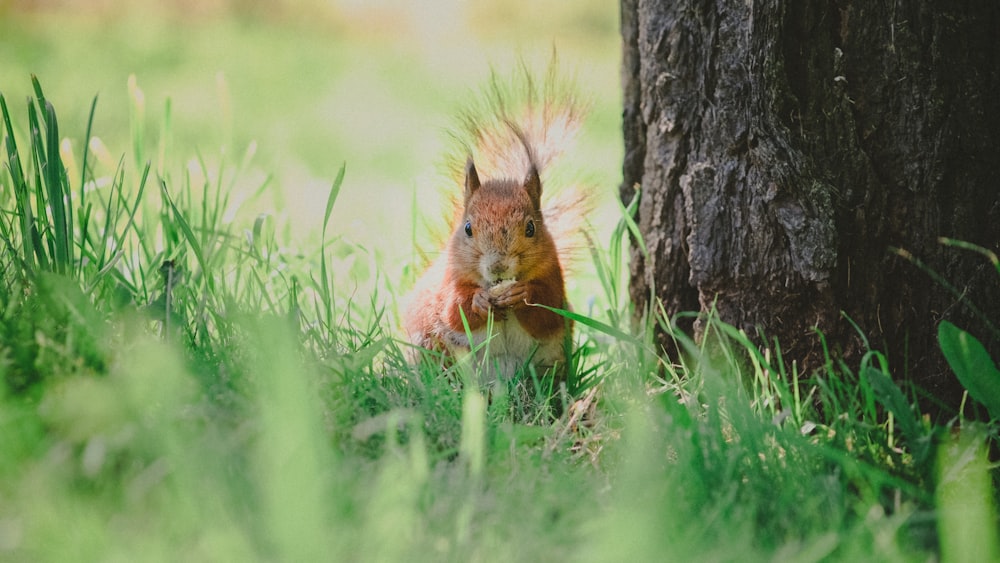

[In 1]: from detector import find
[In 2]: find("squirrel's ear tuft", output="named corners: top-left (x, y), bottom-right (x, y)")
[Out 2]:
top-left (465, 158), bottom-right (481, 198)
top-left (524, 165), bottom-right (542, 211)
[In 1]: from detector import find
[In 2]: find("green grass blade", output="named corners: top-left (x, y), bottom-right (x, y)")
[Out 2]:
top-left (320, 164), bottom-right (346, 332)
top-left (128, 74), bottom-right (145, 168)
top-left (27, 100), bottom-right (52, 273)
top-left (531, 302), bottom-right (645, 348)
top-left (86, 163), bottom-right (150, 293)
top-left (936, 426), bottom-right (1000, 563)
top-left (893, 246), bottom-right (1000, 342)
top-left (862, 365), bottom-right (926, 461)
top-left (939, 237), bottom-right (1000, 276)
top-left (160, 179), bottom-right (207, 276)
top-left (322, 163), bottom-right (345, 237)
top-left (585, 231), bottom-right (616, 317)
top-left (157, 97), bottom-right (172, 176)
top-left (1, 92), bottom-right (35, 274)
top-left (29, 74), bottom-right (47, 109)
top-left (30, 78), bottom-right (73, 275)
top-left (43, 100), bottom-right (72, 275)
top-left (617, 188), bottom-right (646, 260)
top-left (78, 95), bottom-right (98, 212)
top-left (0, 94), bottom-right (25, 189)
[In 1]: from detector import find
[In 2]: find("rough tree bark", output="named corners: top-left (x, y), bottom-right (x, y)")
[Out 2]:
top-left (621, 0), bottom-right (1000, 412)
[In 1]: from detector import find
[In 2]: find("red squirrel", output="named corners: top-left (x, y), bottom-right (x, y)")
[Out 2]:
top-left (404, 75), bottom-right (583, 382)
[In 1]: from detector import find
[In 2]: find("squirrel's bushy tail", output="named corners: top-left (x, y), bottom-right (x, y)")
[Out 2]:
top-left (448, 61), bottom-right (583, 179)
top-left (446, 58), bottom-right (593, 269)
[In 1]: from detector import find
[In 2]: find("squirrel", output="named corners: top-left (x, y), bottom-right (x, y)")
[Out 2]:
top-left (403, 65), bottom-right (586, 384)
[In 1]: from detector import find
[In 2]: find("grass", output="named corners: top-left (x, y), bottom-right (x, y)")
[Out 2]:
top-left (3, 6), bottom-right (1000, 562)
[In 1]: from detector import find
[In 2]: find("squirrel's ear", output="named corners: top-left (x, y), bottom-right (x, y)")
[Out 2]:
top-left (464, 158), bottom-right (481, 198)
top-left (524, 165), bottom-right (542, 211)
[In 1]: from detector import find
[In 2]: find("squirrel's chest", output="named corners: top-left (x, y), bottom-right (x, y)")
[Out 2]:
top-left (472, 317), bottom-right (537, 357)
top-left (444, 317), bottom-right (563, 380)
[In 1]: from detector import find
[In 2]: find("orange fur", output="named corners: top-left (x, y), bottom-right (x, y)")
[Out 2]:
top-left (404, 161), bottom-right (571, 380)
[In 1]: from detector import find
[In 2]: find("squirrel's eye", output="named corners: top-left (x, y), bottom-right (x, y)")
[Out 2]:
top-left (525, 219), bottom-right (535, 238)
top-left (464, 220), bottom-right (472, 237)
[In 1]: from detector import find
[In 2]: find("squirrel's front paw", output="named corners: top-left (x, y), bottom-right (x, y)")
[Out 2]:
top-left (492, 281), bottom-right (531, 309)
top-left (472, 288), bottom-right (496, 319)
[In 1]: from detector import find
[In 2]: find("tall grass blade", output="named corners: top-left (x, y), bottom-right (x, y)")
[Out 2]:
top-left (936, 426), bottom-right (999, 563)
top-left (86, 163), bottom-right (151, 292)
top-left (533, 302), bottom-right (646, 349)
top-left (160, 179), bottom-right (206, 276)
top-left (26, 100), bottom-right (54, 273)
top-left (617, 188), bottom-right (646, 259)
top-left (77, 95), bottom-right (98, 210)
top-left (319, 163), bottom-right (346, 333)
top-left (29, 75), bottom-right (46, 106)
top-left (28, 77), bottom-right (73, 274)
top-left (862, 365), bottom-right (927, 462)
top-left (939, 237), bottom-right (1000, 276)
top-left (322, 163), bottom-right (345, 236)
top-left (128, 74), bottom-right (145, 169)
top-left (248, 316), bottom-right (336, 560)
top-left (43, 100), bottom-right (72, 275)
top-left (1, 92), bottom-right (34, 273)
top-left (459, 387), bottom-right (486, 478)
top-left (157, 97), bottom-right (172, 176)
top-left (893, 246), bottom-right (1000, 342)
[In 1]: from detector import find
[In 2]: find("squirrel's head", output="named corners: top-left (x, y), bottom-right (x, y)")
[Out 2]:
top-left (452, 158), bottom-right (554, 286)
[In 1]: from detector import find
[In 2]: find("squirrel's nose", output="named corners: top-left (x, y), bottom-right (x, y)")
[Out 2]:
top-left (485, 257), bottom-right (515, 281)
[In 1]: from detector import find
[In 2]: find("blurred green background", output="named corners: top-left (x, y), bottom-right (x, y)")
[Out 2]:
top-left (1, 0), bottom-right (622, 289)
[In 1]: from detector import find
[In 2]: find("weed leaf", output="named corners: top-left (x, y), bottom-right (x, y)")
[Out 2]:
top-left (938, 320), bottom-right (1000, 419)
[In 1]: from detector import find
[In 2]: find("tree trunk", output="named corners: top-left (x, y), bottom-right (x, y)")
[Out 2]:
top-left (621, 0), bottom-right (1000, 413)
